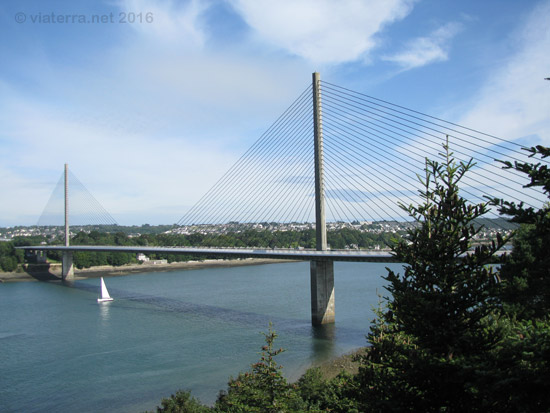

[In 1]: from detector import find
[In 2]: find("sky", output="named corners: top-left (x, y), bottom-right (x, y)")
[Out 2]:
top-left (1, 0), bottom-right (549, 226)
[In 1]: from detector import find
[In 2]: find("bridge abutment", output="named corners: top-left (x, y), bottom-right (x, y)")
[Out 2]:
top-left (310, 260), bottom-right (335, 325)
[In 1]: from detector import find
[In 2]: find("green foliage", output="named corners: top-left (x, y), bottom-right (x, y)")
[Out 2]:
top-left (148, 145), bottom-right (550, 412)
top-left (491, 145), bottom-right (550, 319)
top-left (296, 368), bottom-right (359, 412)
top-left (214, 324), bottom-right (305, 412)
top-left (356, 145), bottom-right (507, 411)
top-left (498, 222), bottom-right (550, 319)
top-left (0, 241), bottom-right (24, 272)
top-left (152, 325), bottom-right (363, 412)
top-left (492, 145), bottom-right (550, 224)
top-left (0, 255), bottom-right (18, 272)
top-left (150, 390), bottom-right (211, 413)
top-left (386, 148), bottom-right (505, 356)
top-left (480, 317), bottom-right (550, 412)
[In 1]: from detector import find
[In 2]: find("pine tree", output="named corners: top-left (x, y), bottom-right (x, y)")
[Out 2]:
top-left (356, 144), bottom-right (507, 411)
top-left (490, 145), bottom-right (550, 319)
top-left (152, 390), bottom-right (211, 413)
top-left (482, 145), bottom-right (550, 411)
top-left (214, 324), bottom-right (305, 412)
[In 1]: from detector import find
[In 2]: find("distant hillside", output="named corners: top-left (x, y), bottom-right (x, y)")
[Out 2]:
top-left (473, 218), bottom-right (518, 231)
top-left (1, 218), bottom-right (518, 239)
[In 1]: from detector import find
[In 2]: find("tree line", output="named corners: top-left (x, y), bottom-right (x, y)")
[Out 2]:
top-left (0, 242), bottom-right (24, 272)
top-left (149, 145), bottom-right (550, 412)
top-left (1, 227), bottom-right (397, 271)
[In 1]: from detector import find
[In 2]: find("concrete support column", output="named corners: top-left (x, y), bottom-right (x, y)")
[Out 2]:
top-left (62, 163), bottom-right (74, 281)
top-left (62, 251), bottom-right (74, 281)
top-left (312, 72), bottom-right (327, 252)
top-left (311, 72), bottom-right (335, 325)
top-left (310, 260), bottom-right (335, 325)
top-left (64, 163), bottom-right (69, 248)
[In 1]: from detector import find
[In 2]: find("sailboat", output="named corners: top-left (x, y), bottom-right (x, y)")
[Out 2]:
top-left (97, 277), bottom-right (114, 303)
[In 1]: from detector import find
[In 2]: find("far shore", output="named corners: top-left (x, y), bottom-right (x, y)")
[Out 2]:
top-left (0, 258), bottom-right (298, 283)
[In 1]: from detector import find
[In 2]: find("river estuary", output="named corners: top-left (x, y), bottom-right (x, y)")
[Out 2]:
top-left (1, 261), bottom-right (401, 412)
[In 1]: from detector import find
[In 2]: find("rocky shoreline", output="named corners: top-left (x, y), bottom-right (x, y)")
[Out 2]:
top-left (0, 258), bottom-right (297, 283)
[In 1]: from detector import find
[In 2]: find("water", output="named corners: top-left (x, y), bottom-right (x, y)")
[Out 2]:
top-left (1, 261), bottom-right (400, 412)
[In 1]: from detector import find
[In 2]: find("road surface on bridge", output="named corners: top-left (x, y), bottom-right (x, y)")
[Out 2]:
top-left (19, 245), bottom-right (398, 263)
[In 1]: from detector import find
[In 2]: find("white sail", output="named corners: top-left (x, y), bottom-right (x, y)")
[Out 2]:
top-left (97, 277), bottom-right (114, 302)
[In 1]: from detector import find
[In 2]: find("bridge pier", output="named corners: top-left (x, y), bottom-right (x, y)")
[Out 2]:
top-left (311, 72), bottom-right (335, 325)
top-left (62, 251), bottom-right (74, 281)
top-left (62, 164), bottom-right (74, 281)
top-left (310, 260), bottom-right (335, 325)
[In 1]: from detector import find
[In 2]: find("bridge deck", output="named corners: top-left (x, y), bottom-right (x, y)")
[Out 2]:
top-left (19, 245), bottom-right (398, 263)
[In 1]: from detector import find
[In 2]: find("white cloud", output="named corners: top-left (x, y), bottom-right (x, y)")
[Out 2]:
top-left (230, 0), bottom-right (415, 64)
top-left (457, 0), bottom-right (550, 144)
top-left (0, 0), bottom-right (321, 226)
top-left (0, 94), bottom-right (238, 226)
top-left (0, 22), bottom-right (311, 225)
top-left (0, 166), bottom-right (52, 226)
top-left (118, 0), bottom-right (210, 48)
top-left (8, 0), bottom-right (547, 227)
top-left (383, 22), bottom-right (463, 69)
top-left (1, 0), bottom-right (425, 225)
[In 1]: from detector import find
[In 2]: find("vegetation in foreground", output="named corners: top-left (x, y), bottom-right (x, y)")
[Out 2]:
top-left (149, 145), bottom-right (550, 412)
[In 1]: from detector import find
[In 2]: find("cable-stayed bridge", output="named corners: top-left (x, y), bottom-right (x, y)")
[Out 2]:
top-left (20, 73), bottom-right (547, 325)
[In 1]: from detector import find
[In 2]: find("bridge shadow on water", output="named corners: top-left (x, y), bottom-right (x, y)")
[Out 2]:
top-left (64, 279), bottom-right (366, 356)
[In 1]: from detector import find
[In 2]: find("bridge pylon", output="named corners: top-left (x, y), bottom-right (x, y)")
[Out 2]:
top-left (62, 163), bottom-right (74, 281)
top-left (311, 72), bottom-right (335, 325)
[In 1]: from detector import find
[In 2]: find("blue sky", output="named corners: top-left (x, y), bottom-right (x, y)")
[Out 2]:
top-left (1, 0), bottom-right (549, 226)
